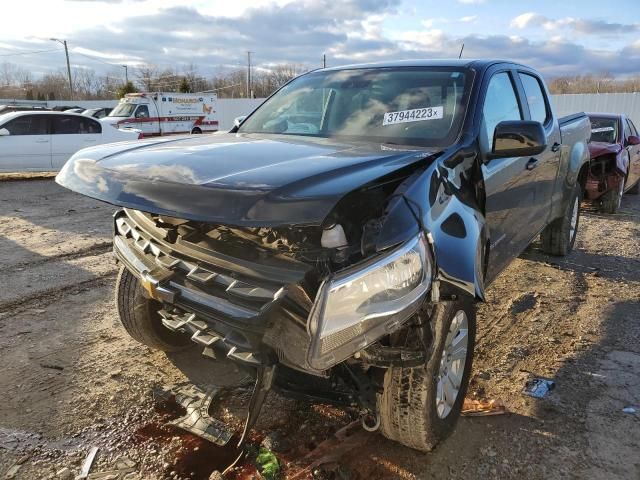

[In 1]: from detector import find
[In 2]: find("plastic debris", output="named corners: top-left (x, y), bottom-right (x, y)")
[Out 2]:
top-left (622, 406), bottom-right (636, 414)
top-left (75, 446), bottom-right (98, 480)
top-left (154, 384), bottom-right (233, 446)
top-left (461, 398), bottom-right (507, 416)
top-left (523, 378), bottom-right (555, 398)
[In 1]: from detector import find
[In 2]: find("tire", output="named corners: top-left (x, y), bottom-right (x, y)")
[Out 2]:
top-left (115, 266), bottom-right (191, 352)
top-left (540, 185), bottom-right (581, 256)
top-left (599, 177), bottom-right (623, 213)
top-left (378, 300), bottom-right (476, 452)
top-left (191, 127), bottom-right (202, 134)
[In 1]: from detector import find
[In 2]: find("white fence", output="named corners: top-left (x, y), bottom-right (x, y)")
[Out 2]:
top-left (551, 93), bottom-right (640, 123)
top-left (0, 98), bottom-right (266, 130)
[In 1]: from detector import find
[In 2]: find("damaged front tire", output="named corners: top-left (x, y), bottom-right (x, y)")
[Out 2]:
top-left (377, 300), bottom-right (476, 452)
top-left (115, 267), bottom-right (192, 352)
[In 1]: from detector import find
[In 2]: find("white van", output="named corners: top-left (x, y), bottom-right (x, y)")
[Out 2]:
top-left (103, 92), bottom-right (218, 137)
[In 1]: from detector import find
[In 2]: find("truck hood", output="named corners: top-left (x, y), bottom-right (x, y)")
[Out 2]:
top-left (56, 133), bottom-right (436, 226)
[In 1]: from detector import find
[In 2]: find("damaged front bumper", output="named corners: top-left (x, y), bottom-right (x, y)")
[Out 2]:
top-left (113, 208), bottom-right (433, 376)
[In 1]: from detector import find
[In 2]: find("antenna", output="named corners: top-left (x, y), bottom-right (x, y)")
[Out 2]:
top-left (458, 43), bottom-right (465, 59)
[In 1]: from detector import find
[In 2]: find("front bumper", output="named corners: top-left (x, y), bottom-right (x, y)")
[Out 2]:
top-left (113, 209), bottom-right (315, 371)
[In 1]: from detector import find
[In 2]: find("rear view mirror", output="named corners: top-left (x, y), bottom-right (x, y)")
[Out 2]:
top-left (0, 128), bottom-right (9, 136)
top-left (233, 116), bottom-right (247, 128)
top-left (490, 120), bottom-right (547, 159)
top-left (627, 135), bottom-right (640, 146)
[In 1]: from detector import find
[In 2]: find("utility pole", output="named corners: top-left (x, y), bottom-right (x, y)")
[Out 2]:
top-left (323, 54), bottom-right (326, 68)
top-left (246, 51), bottom-right (253, 98)
top-left (50, 38), bottom-right (73, 99)
top-left (122, 65), bottom-right (128, 84)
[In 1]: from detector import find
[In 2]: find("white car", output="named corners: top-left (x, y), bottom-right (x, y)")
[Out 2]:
top-left (0, 111), bottom-right (141, 172)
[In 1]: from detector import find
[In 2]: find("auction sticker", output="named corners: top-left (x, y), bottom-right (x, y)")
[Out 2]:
top-left (383, 106), bottom-right (443, 126)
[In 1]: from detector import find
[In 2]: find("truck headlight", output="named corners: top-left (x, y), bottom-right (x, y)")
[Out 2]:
top-left (307, 233), bottom-right (432, 371)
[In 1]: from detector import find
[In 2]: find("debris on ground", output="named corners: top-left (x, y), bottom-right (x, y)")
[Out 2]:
top-left (523, 378), bottom-right (556, 398)
top-left (461, 398), bottom-right (507, 416)
top-left (3, 464), bottom-right (21, 479)
top-left (622, 406), bottom-right (636, 414)
top-left (256, 448), bottom-right (279, 480)
top-left (154, 384), bottom-right (233, 446)
top-left (260, 430), bottom-right (292, 453)
top-left (76, 446), bottom-right (99, 480)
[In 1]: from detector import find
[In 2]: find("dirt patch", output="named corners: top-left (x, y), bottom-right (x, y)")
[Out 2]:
top-left (0, 179), bottom-right (638, 479)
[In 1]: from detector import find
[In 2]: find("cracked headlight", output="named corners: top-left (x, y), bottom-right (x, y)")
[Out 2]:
top-left (307, 233), bottom-right (432, 371)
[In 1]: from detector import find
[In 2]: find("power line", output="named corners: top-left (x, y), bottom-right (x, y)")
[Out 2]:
top-left (0, 48), bottom-right (62, 57)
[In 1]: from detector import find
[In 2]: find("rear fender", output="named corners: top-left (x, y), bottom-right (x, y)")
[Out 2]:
top-left (375, 149), bottom-right (487, 301)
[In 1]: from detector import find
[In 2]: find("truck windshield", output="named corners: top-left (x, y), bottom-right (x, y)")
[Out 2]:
top-left (239, 67), bottom-right (473, 147)
top-left (589, 116), bottom-right (619, 144)
top-left (109, 103), bottom-right (137, 117)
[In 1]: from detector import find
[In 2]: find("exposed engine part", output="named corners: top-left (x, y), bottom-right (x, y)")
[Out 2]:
top-left (321, 223), bottom-right (348, 248)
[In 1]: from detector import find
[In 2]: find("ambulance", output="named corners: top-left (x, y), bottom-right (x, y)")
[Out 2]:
top-left (102, 92), bottom-right (218, 136)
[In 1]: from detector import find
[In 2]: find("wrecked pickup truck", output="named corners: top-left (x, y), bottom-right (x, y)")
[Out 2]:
top-left (56, 60), bottom-right (591, 452)
top-left (585, 113), bottom-right (640, 213)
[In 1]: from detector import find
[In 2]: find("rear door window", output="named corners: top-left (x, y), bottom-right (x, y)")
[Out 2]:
top-left (53, 115), bottom-right (102, 134)
top-left (3, 115), bottom-right (49, 135)
top-left (519, 73), bottom-right (550, 125)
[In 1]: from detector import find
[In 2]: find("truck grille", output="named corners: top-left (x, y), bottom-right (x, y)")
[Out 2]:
top-left (113, 209), bottom-right (313, 364)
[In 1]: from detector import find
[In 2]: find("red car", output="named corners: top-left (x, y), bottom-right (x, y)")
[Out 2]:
top-left (585, 113), bottom-right (640, 213)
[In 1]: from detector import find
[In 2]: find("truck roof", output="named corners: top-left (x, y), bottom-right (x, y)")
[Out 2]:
top-left (321, 58), bottom-right (524, 72)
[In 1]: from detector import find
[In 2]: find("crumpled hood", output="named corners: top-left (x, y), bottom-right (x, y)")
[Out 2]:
top-left (589, 141), bottom-right (622, 158)
top-left (56, 133), bottom-right (436, 227)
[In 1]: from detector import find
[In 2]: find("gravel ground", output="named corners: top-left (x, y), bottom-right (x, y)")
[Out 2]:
top-left (0, 179), bottom-right (638, 480)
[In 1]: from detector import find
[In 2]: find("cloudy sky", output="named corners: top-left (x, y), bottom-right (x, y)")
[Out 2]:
top-left (1, 0), bottom-right (639, 81)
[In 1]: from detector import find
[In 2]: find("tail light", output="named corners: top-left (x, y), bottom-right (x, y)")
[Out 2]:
top-left (138, 133), bottom-right (144, 139)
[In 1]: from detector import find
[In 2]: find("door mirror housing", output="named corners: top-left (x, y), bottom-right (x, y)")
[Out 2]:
top-left (233, 116), bottom-right (247, 128)
top-left (0, 128), bottom-right (9, 136)
top-left (490, 120), bottom-right (547, 159)
top-left (627, 135), bottom-right (640, 146)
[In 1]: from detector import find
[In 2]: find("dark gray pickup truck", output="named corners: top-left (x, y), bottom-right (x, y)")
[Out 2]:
top-left (57, 59), bottom-right (591, 451)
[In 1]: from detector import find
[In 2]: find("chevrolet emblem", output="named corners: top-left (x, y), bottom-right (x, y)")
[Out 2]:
top-left (140, 274), bottom-right (159, 300)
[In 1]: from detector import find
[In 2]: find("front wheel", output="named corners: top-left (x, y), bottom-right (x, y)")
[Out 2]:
top-left (115, 267), bottom-right (191, 352)
top-left (540, 185), bottom-right (581, 256)
top-left (378, 300), bottom-right (476, 452)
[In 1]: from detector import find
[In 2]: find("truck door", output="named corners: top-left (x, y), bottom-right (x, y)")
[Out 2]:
top-left (480, 71), bottom-right (538, 281)
top-left (516, 72), bottom-right (561, 235)
top-left (133, 104), bottom-right (157, 136)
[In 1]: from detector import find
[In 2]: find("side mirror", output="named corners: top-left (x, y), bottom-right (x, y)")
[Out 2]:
top-left (627, 135), bottom-right (640, 146)
top-left (490, 120), bottom-right (547, 159)
top-left (233, 116), bottom-right (247, 128)
top-left (0, 128), bottom-right (9, 136)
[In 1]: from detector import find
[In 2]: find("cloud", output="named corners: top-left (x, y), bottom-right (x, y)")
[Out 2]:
top-left (458, 0), bottom-right (485, 4)
top-left (3, 1), bottom-right (640, 81)
top-left (510, 12), bottom-right (639, 36)
top-left (460, 15), bottom-right (477, 23)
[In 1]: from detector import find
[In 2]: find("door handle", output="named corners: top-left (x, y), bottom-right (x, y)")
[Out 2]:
top-left (526, 158), bottom-right (538, 170)
top-left (551, 142), bottom-right (561, 152)
top-left (35, 139), bottom-right (49, 143)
